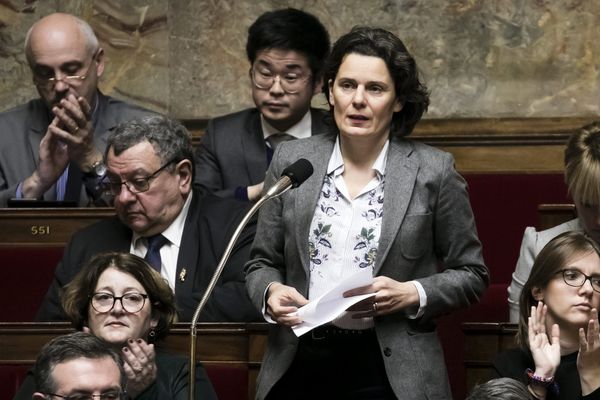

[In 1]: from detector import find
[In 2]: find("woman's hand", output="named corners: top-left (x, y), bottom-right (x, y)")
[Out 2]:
top-left (266, 282), bottom-right (309, 326)
top-left (344, 276), bottom-right (419, 318)
top-left (577, 308), bottom-right (600, 395)
top-left (528, 302), bottom-right (560, 379)
top-left (121, 338), bottom-right (157, 398)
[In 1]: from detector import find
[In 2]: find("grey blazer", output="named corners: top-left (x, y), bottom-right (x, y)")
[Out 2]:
top-left (0, 92), bottom-right (152, 206)
top-left (245, 132), bottom-right (489, 400)
top-left (194, 107), bottom-right (329, 199)
top-left (507, 218), bottom-right (582, 322)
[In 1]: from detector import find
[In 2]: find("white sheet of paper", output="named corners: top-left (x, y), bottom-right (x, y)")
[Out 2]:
top-left (292, 268), bottom-right (375, 336)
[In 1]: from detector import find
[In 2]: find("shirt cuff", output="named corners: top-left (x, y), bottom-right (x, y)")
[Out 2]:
top-left (261, 282), bottom-right (277, 324)
top-left (234, 186), bottom-right (249, 202)
top-left (15, 182), bottom-right (24, 199)
top-left (406, 280), bottom-right (427, 319)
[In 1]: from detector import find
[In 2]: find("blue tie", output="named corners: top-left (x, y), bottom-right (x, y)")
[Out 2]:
top-left (144, 234), bottom-right (168, 272)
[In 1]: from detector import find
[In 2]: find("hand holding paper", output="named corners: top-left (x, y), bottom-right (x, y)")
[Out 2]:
top-left (292, 268), bottom-right (375, 336)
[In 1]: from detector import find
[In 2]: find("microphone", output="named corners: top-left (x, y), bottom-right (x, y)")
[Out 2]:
top-left (264, 158), bottom-right (314, 197)
top-left (188, 159), bottom-right (313, 400)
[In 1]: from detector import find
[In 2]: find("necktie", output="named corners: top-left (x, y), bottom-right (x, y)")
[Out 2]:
top-left (64, 163), bottom-right (83, 202)
top-left (144, 234), bottom-right (168, 272)
top-left (266, 132), bottom-right (295, 151)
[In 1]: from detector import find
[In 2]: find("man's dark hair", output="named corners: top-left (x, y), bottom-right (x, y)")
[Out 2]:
top-left (34, 332), bottom-right (125, 394)
top-left (246, 8), bottom-right (330, 79)
top-left (323, 26), bottom-right (430, 137)
top-left (105, 115), bottom-right (195, 179)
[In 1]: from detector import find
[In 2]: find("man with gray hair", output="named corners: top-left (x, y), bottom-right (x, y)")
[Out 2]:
top-left (28, 332), bottom-right (125, 399)
top-left (36, 115), bottom-right (260, 322)
top-left (0, 12), bottom-right (151, 206)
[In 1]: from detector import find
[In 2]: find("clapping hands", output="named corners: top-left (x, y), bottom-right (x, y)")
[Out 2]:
top-left (528, 302), bottom-right (561, 379)
top-left (121, 338), bottom-right (158, 398)
top-left (577, 308), bottom-right (600, 395)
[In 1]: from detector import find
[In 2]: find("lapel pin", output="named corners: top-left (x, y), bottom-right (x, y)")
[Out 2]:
top-left (179, 268), bottom-right (187, 282)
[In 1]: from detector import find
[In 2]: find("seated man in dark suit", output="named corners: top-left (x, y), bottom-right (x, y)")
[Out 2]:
top-left (30, 332), bottom-right (125, 400)
top-left (0, 13), bottom-right (152, 207)
top-left (194, 8), bottom-right (330, 202)
top-left (36, 115), bottom-right (260, 322)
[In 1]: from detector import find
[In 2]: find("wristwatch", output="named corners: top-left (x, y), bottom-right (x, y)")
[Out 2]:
top-left (83, 160), bottom-right (107, 179)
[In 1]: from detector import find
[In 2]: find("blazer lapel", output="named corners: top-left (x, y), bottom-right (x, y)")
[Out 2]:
top-left (374, 139), bottom-right (418, 275)
top-left (293, 134), bottom-right (336, 276)
top-left (92, 92), bottom-right (113, 149)
top-left (175, 192), bottom-right (201, 304)
top-left (242, 111), bottom-right (269, 183)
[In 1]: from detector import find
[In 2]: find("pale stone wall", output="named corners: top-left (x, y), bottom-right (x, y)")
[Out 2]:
top-left (1, 0), bottom-right (599, 119)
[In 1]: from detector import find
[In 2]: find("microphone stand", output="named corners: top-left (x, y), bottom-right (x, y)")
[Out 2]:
top-left (188, 176), bottom-right (294, 400)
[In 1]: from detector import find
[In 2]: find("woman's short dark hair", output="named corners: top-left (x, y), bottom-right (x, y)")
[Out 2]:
top-left (323, 26), bottom-right (430, 137)
top-left (61, 252), bottom-right (177, 341)
top-left (516, 231), bottom-right (600, 348)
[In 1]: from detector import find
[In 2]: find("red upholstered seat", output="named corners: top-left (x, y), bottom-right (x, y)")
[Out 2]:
top-left (206, 365), bottom-right (249, 400)
top-left (0, 365), bottom-right (29, 399)
top-left (440, 173), bottom-right (570, 399)
top-left (0, 247), bottom-right (62, 321)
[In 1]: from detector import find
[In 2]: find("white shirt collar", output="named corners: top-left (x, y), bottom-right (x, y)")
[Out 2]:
top-left (327, 136), bottom-right (389, 178)
top-left (261, 110), bottom-right (312, 140)
top-left (132, 191), bottom-right (193, 247)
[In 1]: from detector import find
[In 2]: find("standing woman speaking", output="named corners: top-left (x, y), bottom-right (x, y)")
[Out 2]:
top-left (245, 26), bottom-right (489, 400)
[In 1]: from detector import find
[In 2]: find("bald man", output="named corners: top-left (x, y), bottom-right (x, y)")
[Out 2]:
top-left (0, 13), bottom-right (152, 206)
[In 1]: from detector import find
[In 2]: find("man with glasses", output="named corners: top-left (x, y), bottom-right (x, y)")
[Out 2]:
top-left (0, 13), bottom-right (152, 207)
top-left (194, 8), bottom-right (330, 202)
top-left (31, 332), bottom-right (126, 400)
top-left (36, 115), bottom-right (261, 322)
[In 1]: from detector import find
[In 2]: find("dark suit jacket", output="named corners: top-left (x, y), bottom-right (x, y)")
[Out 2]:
top-left (0, 91), bottom-right (152, 206)
top-left (36, 189), bottom-right (261, 322)
top-left (194, 107), bottom-right (329, 199)
top-left (245, 132), bottom-right (489, 400)
top-left (13, 351), bottom-right (217, 400)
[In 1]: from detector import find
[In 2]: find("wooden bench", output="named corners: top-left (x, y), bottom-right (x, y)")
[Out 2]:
top-left (461, 205), bottom-right (576, 394)
top-left (462, 322), bottom-right (518, 390)
top-left (0, 208), bottom-right (115, 321)
top-left (538, 203), bottom-right (576, 230)
top-left (0, 322), bottom-right (268, 400)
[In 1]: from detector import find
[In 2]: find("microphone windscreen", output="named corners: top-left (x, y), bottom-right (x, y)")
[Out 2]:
top-left (281, 158), bottom-right (314, 187)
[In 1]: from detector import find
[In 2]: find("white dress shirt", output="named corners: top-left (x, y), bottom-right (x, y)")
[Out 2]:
top-left (261, 110), bottom-right (312, 144)
top-left (307, 137), bottom-right (426, 329)
top-left (131, 191), bottom-right (193, 291)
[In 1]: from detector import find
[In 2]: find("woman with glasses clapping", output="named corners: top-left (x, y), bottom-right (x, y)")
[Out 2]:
top-left (494, 231), bottom-right (600, 400)
top-left (14, 252), bottom-right (217, 400)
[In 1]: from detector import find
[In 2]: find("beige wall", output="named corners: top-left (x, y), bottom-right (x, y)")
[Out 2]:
top-left (1, 0), bottom-right (599, 120)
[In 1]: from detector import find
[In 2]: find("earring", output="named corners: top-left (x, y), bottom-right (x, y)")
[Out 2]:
top-left (148, 328), bottom-right (157, 344)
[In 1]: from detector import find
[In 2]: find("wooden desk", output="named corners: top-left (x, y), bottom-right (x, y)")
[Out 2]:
top-left (537, 203), bottom-right (576, 231)
top-left (463, 322), bottom-right (518, 391)
top-left (0, 208), bottom-right (116, 320)
top-left (0, 322), bottom-right (268, 400)
top-left (0, 208), bottom-right (114, 246)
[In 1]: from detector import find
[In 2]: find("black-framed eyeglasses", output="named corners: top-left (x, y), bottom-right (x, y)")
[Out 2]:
top-left (33, 50), bottom-right (99, 90)
top-left (250, 66), bottom-right (312, 94)
top-left (559, 269), bottom-right (600, 293)
top-left (103, 158), bottom-right (178, 195)
top-left (44, 390), bottom-right (125, 400)
top-left (90, 292), bottom-right (149, 313)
